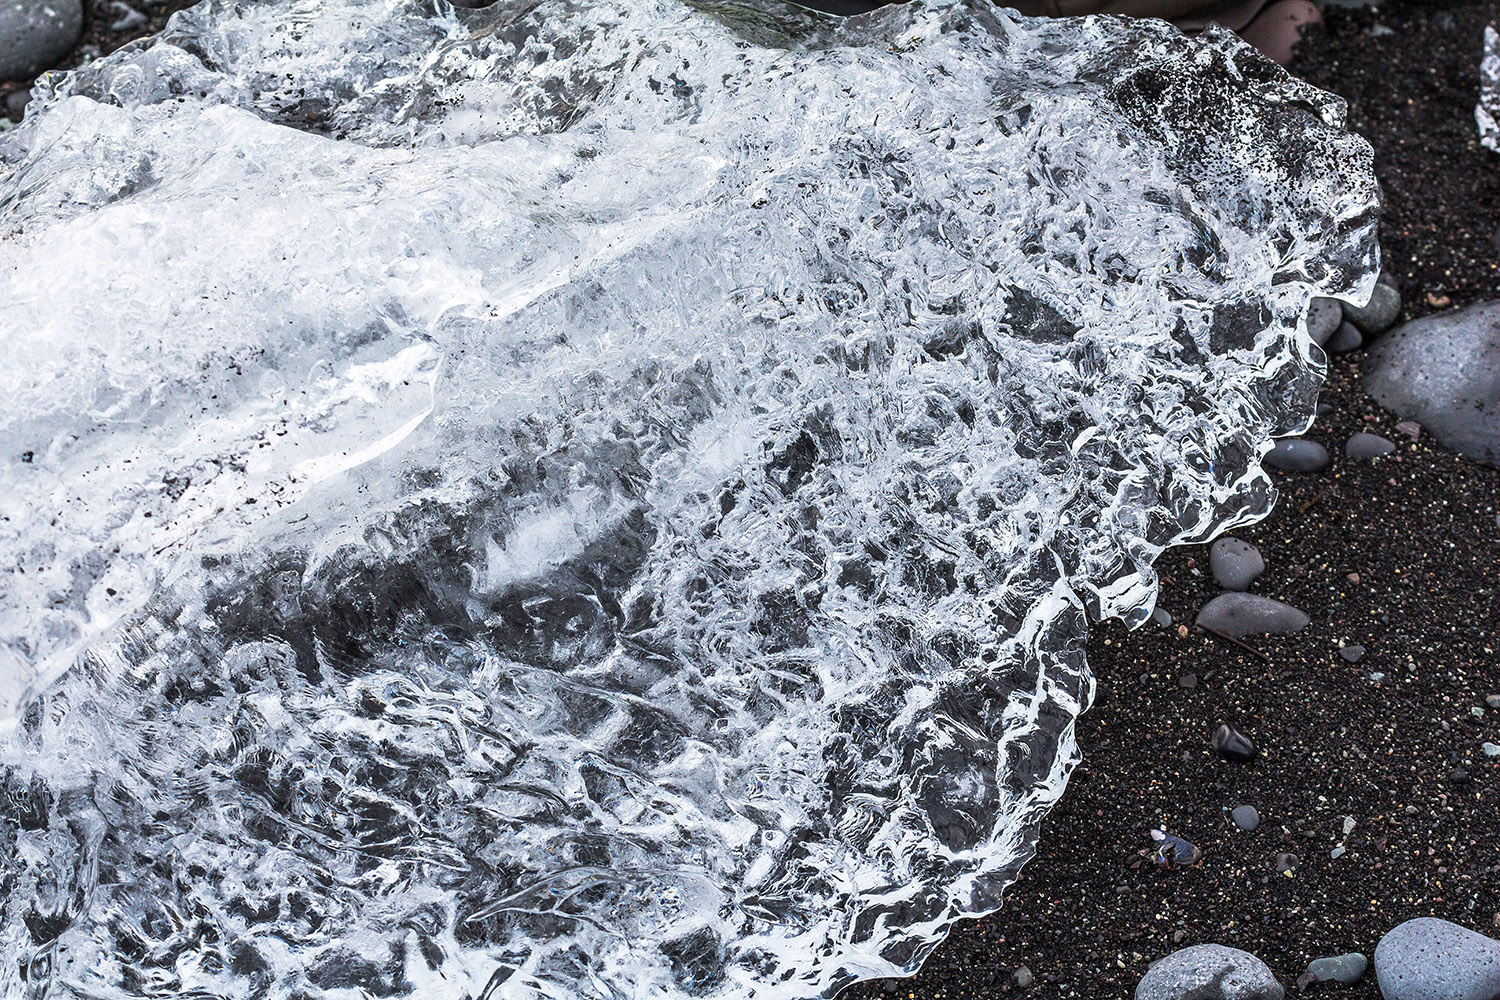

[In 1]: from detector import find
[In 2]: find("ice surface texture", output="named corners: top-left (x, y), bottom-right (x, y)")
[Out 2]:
top-left (0, 0), bottom-right (1375, 997)
top-left (1481, 26), bottom-right (1499, 152)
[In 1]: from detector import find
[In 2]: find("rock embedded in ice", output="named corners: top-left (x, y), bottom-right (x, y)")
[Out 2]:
top-left (0, 0), bottom-right (1377, 998)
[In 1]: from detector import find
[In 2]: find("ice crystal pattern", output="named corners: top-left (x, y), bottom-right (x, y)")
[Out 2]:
top-left (1480, 25), bottom-right (1499, 152)
top-left (0, 1), bottom-right (1375, 997)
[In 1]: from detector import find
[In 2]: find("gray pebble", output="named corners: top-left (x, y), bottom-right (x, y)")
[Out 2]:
top-left (1481, 742), bottom-right (1500, 757)
top-left (1338, 644), bottom-right (1366, 663)
top-left (1327, 321), bottom-right (1363, 353)
top-left (1374, 918), bottom-right (1500, 1000)
top-left (1307, 297), bottom-right (1343, 346)
top-left (1197, 593), bottom-right (1309, 637)
top-left (1230, 804), bottom-right (1260, 832)
top-left (1264, 438), bottom-right (1330, 473)
top-left (1345, 432), bottom-right (1395, 459)
top-left (1330, 845), bottom-right (1346, 859)
top-left (1486, 694), bottom-right (1500, 710)
top-left (1179, 672), bottom-right (1198, 689)
top-left (1363, 300), bottom-right (1500, 467)
top-left (1275, 852), bottom-right (1298, 874)
top-left (1210, 536), bottom-right (1265, 592)
top-left (4, 85), bottom-right (27, 121)
top-left (1014, 966), bottom-right (1034, 988)
top-left (1343, 281), bottom-right (1402, 335)
top-left (1152, 607), bottom-right (1172, 627)
top-left (0, 0), bottom-right (82, 82)
top-left (1136, 945), bottom-right (1284, 1000)
top-left (1305, 953), bottom-right (1367, 984)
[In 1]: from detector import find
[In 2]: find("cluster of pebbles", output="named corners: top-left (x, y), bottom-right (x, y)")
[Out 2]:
top-left (1129, 280), bottom-right (1500, 998)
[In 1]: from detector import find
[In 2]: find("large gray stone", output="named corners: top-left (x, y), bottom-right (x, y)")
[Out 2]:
top-left (1136, 945), bottom-right (1285, 1000)
top-left (0, 0), bottom-right (82, 82)
top-left (1363, 301), bottom-right (1500, 467)
top-left (1209, 537), bottom-right (1265, 592)
top-left (1196, 593), bottom-right (1309, 637)
top-left (1374, 918), bottom-right (1500, 1000)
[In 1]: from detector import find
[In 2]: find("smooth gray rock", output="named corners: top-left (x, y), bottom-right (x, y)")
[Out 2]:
top-left (1344, 281), bottom-right (1402, 335)
top-left (1231, 804), bottom-right (1260, 831)
top-left (1136, 945), bottom-right (1285, 1000)
top-left (1307, 297), bottom-right (1343, 346)
top-left (1338, 644), bottom-right (1366, 663)
top-left (1374, 918), bottom-right (1500, 1000)
top-left (1305, 952), bottom-right (1367, 984)
top-left (1327, 321), bottom-right (1363, 353)
top-left (1152, 607), bottom-right (1173, 627)
top-left (1264, 438), bottom-right (1330, 473)
top-left (1197, 593), bottom-right (1309, 637)
top-left (1363, 300), bottom-right (1500, 467)
top-left (1345, 432), bottom-right (1395, 459)
top-left (0, 0), bottom-right (83, 82)
top-left (1210, 537), bottom-right (1265, 592)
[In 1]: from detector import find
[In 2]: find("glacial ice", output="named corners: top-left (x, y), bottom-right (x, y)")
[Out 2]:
top-left (0, 0), bottom-right (1375, 997)
top-left (1481, 26), bottom-right (1499, 152)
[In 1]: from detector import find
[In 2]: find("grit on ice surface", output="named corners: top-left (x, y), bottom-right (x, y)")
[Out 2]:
top-left (0, 0), bottom-right (1375, 998)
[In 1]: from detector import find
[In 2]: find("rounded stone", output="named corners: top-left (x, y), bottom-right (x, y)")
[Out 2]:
top-left (1327, 321), bottom-right (1363, 353)
top-left (1210, 536), bottom-right (1265, 592)
top-left (1305, 952), bottom-right (1367, 984)
top-left (1230, 804), bottom-right (1260, 831)
top-left (1307, 297), bottom-right (1343, 346)
top-left (1152, 607), bottom-right (1172, 627)
top-left (1206, 536), bottom-right (1266, 590)
top-left (1374, 918), bottom-right (1500, 1000)
top-left (1264, 438), bottom-right (1330, 473)
top-left (1196, 593), bottom-right (1309, 637)
top-left (0, 0), bottom-right (83, 82)
top-left (1343, 281), bottom-right (1402, 335)
top-left (1338, 644), bottom-right (1366, 663)
top-left (1345, 432), bottom-right (1395, 459)
top-left (1136, 944), bottom-right (1285, 1000)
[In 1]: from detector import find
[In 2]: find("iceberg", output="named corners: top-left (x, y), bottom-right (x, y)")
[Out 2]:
top-left (0, 1), bottom-right (1376, 997)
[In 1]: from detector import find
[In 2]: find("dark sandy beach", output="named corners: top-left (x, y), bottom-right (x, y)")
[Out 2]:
top-left (846, 1), bottom-right (1500, 995)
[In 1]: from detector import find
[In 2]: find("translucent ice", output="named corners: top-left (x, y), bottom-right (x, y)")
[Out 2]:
top-left (1481, 26), bottom-right (1499, 152)
top-left (0, 1), bottom-right (1375, 998)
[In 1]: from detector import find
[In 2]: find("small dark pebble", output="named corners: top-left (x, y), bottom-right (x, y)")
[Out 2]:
top-left (1345, 432), bottom-right (1396, 459)
top-left (1211, 723), bottom-right (1257, 762)
top-left (1326, 321), bottom-right (1363, 353)
top-left (1179, 673), bottom-right (1198, 689)
top-left (1338, 644), bottom-right (1367, 663)
top-left (1264, 438), bottom-right (1330, 473)
top-left (1230, 805), bottom-right (1260, 832)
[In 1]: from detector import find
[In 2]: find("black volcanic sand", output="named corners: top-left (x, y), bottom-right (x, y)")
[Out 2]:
top-left (10, 0), bottom-right (1500, 997)
top-left (846, 1), bottom-right (1500, 997)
